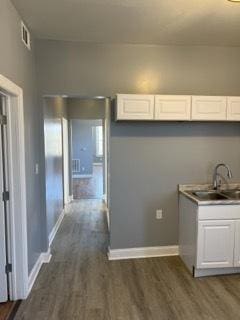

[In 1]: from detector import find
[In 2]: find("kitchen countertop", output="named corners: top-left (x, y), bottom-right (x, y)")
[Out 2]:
top-left (179, 183), bottom-right (240, 206)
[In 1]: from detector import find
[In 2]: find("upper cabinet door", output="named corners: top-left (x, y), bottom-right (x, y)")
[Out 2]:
top-left (116, 94), bottom-right (154, 120)
top-left (154, 95), bottom-right (191, 121)
top-left (197, 220), bottom-right (235, 269)
top-left (191, 96), bottom-right (227, 121)
top-left (227, 97), bottom-right (240, 121)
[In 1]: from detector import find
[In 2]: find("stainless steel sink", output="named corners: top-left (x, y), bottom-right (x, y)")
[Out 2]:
top-left (190, 190), bottom-right (229, 201)
top-left (221, 189), bottom-right (240, 200)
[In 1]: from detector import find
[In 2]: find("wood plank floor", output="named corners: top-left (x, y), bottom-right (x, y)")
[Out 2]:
top-left (0, 302), bottom-right (13, 320)
top-left (15, 200), bottom-right (240, 320)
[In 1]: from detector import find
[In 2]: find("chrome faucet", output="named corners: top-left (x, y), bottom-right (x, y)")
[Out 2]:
top-left (213, 163), bottom-right (233, 190)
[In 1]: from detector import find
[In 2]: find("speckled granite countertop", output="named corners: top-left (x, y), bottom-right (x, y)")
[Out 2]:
top-left (179, 183), bottom-right (240, 206)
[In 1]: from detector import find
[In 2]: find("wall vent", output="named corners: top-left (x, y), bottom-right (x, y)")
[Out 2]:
top-left (21, 21), bottom-right (31, 50)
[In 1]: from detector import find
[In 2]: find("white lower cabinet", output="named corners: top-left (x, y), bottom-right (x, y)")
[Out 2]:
top-left (179, 194), bottom-right (240, 277)
top-left (197, 220), bottom-right (235, 269)
top-left (234, 220), bottom-right (240, 267)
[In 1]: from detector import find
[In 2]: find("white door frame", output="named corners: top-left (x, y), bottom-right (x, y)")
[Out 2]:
top-left (62, 117), bottom-right (70, 205)
top-left (0, 74), bottom-right (28, 299)
top-left (104, 98), bottom-right (111, 208)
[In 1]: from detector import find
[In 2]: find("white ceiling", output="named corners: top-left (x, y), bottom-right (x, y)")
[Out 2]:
top-left (11, 0), bottom-right (240, 45)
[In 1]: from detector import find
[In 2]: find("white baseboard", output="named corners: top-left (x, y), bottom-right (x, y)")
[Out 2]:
top-left (93, 162), bottom-right (103, 166)
top-left (48, 209), bottom-right (65, 247)
top-left (28, 247), bottom-right (52, 295)
top-left (73, 174), bottom-right (92, 178)
top-left (108, 245), bottom-right (179, 261)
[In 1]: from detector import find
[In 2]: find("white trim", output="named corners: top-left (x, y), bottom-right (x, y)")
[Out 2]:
top-left (48, 210), bottom-right (65, 247)
top-left (0, 74), bottom-right (28, 299)
top-left (28, 248), bottom-right (52, 295)
top-left (93, 162), bottom-right (103, 166)
top-left (69, 195), bottom-right (73, 202)
top-left (194, 267), bottom-right (240, 278)
top-left (62, 118), bottom-right (70, 206)
top-left (105, 208), bottom-right (110, 231)
top-left (108, 245), bottom-right (179, 261)
top-left (73, 174), bottom-right (92, 178)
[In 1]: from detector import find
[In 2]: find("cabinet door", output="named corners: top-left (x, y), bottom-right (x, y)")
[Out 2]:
top-left (227, 97), bottom-right (240, 121)
top-left (154, 95), bottom-right (191, 120)
top-left (116, 94), bottom-right (154, 120)
top-left (192, 96), bottom-right (227, 121)
top-left (197, 220), bottom-right (235, 269)
top-left (234, 220), bottom-right (240, 267)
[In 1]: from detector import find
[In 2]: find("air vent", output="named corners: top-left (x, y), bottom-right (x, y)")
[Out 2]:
top-left (21, 21), bottom-right (31, 50)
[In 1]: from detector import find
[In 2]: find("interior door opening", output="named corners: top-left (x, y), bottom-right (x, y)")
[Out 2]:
top-left (0, 94), bottom-right (10, 300)
top-left (0, 93), bottom-right (15, 318)
top-left (71, 119), bottom-right (104, 200)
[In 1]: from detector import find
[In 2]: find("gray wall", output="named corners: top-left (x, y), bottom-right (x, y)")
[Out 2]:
top-left (67, 99), bottom-right (106, 119)
top-left (44, 97), bottom-right (67, 236)
top-left (36, 40), bottom-right (240, 249)
top-left (36, 40), bottom-right (240, 97)
top-left (110, 122), bottom-right (240, 248)
top-left (0, 0), bottom-right (46, 273)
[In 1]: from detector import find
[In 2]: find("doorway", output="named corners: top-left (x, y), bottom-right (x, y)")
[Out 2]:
top-left (0, 94), bottom-right (11, 304)
top-left (0, 90), bottom-right (25, 318)
top-left (0, 74), bottom-right (28, 306)
top-left (71, 119), bottom-right (104, 200)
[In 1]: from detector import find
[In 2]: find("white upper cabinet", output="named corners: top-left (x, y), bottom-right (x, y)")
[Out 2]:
top-left (154, 95), bottom-right (191, 120)
top-left (116, 94), bottom-right (240, 122)
top-left (197, 220), bottom-right (235, 269)
top-left (227, 97), bottom-right (240, 121)
top-left (116, 94), bottom-right (154, 120)
top-left (191, 96), bottom-right (227, 121)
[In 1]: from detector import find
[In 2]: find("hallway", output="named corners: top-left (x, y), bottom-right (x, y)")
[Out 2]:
top-left (15, 201), bottom-right (240, 320)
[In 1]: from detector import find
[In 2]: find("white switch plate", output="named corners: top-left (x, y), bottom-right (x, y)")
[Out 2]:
top-left (156, 209), bottom-right (163, 220)
top-left (35, 163), bottom-right (39, 175)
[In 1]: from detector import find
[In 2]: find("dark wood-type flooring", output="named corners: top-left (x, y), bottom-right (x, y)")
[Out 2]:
top-left (15, 200), bottom-right (240, 320)
top-left (0, 302), bottom-right (13, 320)
top-left (0, 301), bottom-right (20, 320)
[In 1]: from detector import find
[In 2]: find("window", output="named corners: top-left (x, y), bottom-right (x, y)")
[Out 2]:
top-left (95, 126), bottom-right (103, 157)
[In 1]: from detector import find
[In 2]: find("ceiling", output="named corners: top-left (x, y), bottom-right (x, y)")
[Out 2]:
top-left (11, 0), bottom-right (240, 46)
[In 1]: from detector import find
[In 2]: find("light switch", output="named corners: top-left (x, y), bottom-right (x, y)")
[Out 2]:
top-left (35, 163), bottom-right (39, 175)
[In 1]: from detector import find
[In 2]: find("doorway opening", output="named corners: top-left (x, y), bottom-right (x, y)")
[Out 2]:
top-left (71, 119), bottom-right (104, 200)
top-left (0, 93), bottom-right (11, 306)
top-left (0, 74), bottom-right (28, 317)
top-left (43, 96), bottom-right (110, 235)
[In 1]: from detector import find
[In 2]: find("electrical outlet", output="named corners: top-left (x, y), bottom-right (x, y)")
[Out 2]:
top-left (156, 209), bottom-right (163, 220)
